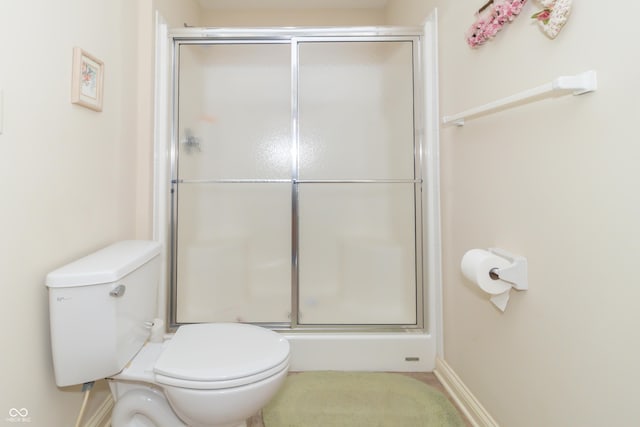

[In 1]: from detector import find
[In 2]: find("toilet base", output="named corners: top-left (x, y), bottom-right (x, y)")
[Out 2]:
top-left (111, 388), bottom-right (185, 427)
top-left (109, 378), bottom-right (270, 427)
top-left (110, 386), bottom-right (251, 427)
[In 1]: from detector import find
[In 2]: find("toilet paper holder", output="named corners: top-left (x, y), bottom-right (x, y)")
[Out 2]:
top-left (487, 248), bottom-right (528, 290)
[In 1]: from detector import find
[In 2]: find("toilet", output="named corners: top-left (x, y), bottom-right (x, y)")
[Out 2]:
top-left (46, 240), bottom-right (290, 427)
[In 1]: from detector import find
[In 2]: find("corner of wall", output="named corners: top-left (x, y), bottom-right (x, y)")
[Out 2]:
top-left (434, 358), bottom-right (498, 427)
top-left (84, 394), bottom-right (114, 427)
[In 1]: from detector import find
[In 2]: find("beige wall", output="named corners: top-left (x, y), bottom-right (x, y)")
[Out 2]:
top-left (387, 1), bottom-right (640, 426)
top-left (0, 0), bottom-right (148, 425)
top-left (155, 0), bottom-right (203, 27)
top-left (201, 8), bottom-right (385, 26)
top-left (0, 0), bottom-right (198, 425)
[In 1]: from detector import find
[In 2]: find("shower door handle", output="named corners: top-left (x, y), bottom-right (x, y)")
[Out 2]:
top-left (182, 128), bottom-right (201, 152)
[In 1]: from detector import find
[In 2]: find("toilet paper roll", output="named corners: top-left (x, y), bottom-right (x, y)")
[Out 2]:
top-left (150, 318), bottom-right (165, 343)
top-left (490, 290), bottom-right (510, 312)
top-left (461, 249), bottom-right (512, 295)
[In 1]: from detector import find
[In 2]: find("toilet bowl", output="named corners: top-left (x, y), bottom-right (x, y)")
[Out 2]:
top-left (45, 241), bottom-right (290, 427)
top-left (110, 323), bottom-right (290, 427)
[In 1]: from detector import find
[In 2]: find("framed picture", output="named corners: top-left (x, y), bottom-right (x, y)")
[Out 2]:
top-left (71, 47), bottom-right (104, 111)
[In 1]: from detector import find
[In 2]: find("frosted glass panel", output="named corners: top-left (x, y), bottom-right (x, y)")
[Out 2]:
top-left (298, 42), bottom-right (415, 180)
top-left (176, 184), bottom-right (291, 323)
top-left (178, 44), bottom-right (291, 180)
top-left (172, 38), bottom-right (421, 328)
top-left (297, 184), bottom-right (417, 325)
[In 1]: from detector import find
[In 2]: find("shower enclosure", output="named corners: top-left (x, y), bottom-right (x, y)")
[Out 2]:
top-left (160, 25), bottom-right (439, 370)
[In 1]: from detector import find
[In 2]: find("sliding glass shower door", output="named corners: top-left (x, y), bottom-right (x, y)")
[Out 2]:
top-left (174, 43), bottom-right (292, 323)
top-left (296, 41), bottom-right (418, 325)
top-left (171, 34), bottom-right (422, 329)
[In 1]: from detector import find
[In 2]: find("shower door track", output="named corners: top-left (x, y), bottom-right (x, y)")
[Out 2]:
top-left (170, 26), bottom-right (424, 40)
top-left (169, 27), bottom-right (426, 334)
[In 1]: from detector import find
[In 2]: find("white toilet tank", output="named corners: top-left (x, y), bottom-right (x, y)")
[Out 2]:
top-left (46, 240), bottom-right (161, 387)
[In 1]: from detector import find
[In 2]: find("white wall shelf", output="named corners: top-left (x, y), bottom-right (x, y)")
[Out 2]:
top-left (442, 70), bottom-right (597, 127)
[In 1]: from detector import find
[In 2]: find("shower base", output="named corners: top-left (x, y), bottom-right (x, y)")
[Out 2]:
top-left (283, 332), bottom-right (435, 372)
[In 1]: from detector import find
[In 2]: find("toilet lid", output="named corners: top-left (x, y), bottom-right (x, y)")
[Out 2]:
top-left (154, 323), bottom-right (290, 383)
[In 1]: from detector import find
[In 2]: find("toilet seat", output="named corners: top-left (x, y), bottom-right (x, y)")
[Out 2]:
top-left (154, 323), bottom-right (290, 390)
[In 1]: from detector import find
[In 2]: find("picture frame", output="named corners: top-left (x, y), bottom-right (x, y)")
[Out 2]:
top-left (71, 47), bottom-right (104, 112)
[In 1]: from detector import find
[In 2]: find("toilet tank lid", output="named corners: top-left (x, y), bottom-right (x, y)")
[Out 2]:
top-left (46, 240), bottom-right (161, 288)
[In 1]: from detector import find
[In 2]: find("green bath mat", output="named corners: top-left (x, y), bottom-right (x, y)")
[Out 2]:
top-left (263, 372), bottom-right (466, 427)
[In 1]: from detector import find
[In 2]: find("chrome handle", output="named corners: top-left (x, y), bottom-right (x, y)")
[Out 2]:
top-left (109, 284), bottom-right (126, 297)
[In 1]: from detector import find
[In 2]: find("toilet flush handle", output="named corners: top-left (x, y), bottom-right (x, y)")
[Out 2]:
top-left (109, 284), bottom-right (126, 297)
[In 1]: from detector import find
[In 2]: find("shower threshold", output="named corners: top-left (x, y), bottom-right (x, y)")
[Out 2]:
top-left (283, 331), bottom-right (435, 372)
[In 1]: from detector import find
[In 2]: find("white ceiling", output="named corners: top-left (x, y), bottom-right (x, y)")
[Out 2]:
top-left (197, 0), bottom-right (389, 9)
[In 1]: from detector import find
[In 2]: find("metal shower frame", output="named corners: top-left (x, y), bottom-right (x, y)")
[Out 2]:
top-left (168, 26), bottom-right (426, 333)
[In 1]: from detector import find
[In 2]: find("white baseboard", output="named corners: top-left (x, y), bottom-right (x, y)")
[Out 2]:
top-left (434, 358), bottom-right (499, 427)
top-left (84, 394), bottom-right (114, 427)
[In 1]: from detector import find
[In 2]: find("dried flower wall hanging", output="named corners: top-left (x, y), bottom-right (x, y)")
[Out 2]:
top-left (466, 0), bottom-right (528, 48)
top-left (531, 0), bottom-right (572, 39)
